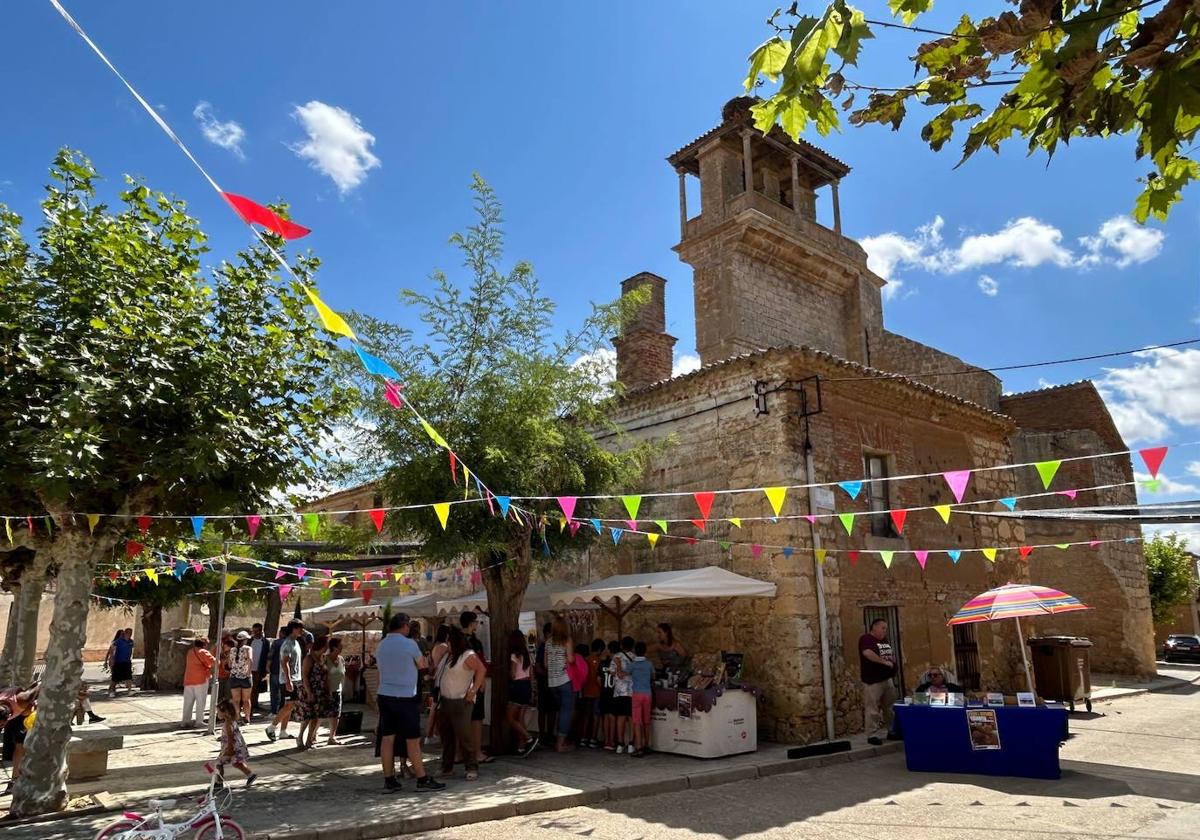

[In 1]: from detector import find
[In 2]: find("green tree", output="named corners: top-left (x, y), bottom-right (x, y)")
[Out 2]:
top-left (1144, 532), bottom-right (1196, 623)
top-left (0, 150), bottom-right (352, 815)
top-left (344, 176), bottom-right (651, 750)
top-left (743, 0), bottom-right (1198, 221)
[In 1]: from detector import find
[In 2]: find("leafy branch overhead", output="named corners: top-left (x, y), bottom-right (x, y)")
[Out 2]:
top-left (744, 0), bottom-right (1199, 221)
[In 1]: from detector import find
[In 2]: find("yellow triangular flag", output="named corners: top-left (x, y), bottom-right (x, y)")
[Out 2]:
top-left (4, 519), bottom-right (11, 545)
top-left (393, 571), bottom-right (404, 582)
top-left (463, 466), bottom-right (472, 499)
top-left (559, 516), bottom-right (567, 533)
top-left (933, 505), bottom-right (952, 524)
top-left (647, 532), bottom-right (659, 549)
top-left (86, 514), bottom-right (100, 534)
top-left (981, 548), bottom-right (997, 562)
top-left (304, 286), bottom-right (357, 340)
top-left (728, 518), bottom-right (742, 528)
top-left (144, 567), bottom-right (159, 585)
top-left (815, 548), bottom-right (827, 564)
top-left (764, 487), bottom-right (788, 516)
top-left (434, 502), bottom-right (450, 530)
top-left (223, 573), bottom-right (240, 590)
top-left (420, 419), bottom-right (449, 449)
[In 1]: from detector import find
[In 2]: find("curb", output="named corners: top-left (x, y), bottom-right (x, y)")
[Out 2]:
top-left (1090, 670), bottom-right (1200, 705)
top-left (258, 743), bottom-right (901, 840)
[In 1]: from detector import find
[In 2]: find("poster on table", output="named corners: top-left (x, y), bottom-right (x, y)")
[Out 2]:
top-left (677, 691), bottom-right (693, 719)
top-left (967, 709), bottom-right (1001, 750)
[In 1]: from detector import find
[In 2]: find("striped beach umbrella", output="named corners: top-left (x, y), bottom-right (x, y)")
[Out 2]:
top-left (948, 583), bottom-right (1089, 693)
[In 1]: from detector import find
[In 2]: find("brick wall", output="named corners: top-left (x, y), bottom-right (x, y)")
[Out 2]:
top-left (874, 331), bottom-right (1002, 411)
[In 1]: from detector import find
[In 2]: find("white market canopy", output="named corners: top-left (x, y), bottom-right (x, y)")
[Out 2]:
top-left (303, 592), bottom-right (442, 626)
top-left (437, 580), bottom-right (597, 615)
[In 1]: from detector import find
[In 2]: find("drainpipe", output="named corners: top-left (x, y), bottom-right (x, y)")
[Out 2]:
top-left (805, 447), bottom-right (836, 741)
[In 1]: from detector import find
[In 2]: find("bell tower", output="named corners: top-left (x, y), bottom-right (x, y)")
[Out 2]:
top-left (669, 97), bottom-right (885, 366)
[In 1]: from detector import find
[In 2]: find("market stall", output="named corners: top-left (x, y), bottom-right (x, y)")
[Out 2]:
top-left (556, 566), bottom-right (775, 758)
top-left (895, 583), bottom-right (1087, 780)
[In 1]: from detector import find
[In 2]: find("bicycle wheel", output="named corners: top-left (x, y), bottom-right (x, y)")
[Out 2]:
top-left (92, 818), bottom-right (142, 839)
top-left (193, 816), bottom-right (246, 840)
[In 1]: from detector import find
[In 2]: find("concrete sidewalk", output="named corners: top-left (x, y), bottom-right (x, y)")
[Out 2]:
top-left (1091, 661), bottom-right (1200, 701)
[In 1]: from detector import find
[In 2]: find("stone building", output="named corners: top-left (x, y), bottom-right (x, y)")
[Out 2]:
top-left (580, 97), bottom-right (1154, 742)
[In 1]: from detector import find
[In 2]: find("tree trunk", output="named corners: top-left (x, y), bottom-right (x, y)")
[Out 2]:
top-left (14, 561), bottom-right (49, 685)
top-left (10, 531), bottom-right (99, 816)
top-left (481, 527), bottom-right (532, 754)
top-left (0, 581), bottom-right (23, 686)
top-left (206, 595), bottom-right (220, 643)
top-left (264, 588), bottom-right (282, 638)
top-left (140, 604), bottom-right (163, 691)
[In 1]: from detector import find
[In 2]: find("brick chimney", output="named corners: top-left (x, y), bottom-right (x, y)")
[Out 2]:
top-left (613, 272), bottom-right (676, 391)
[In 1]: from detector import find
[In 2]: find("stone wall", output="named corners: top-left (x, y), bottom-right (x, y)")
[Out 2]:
top-left (0, 593), bottom-right (144, 664)
top-left (874, 331), bottom-right (1002, 411)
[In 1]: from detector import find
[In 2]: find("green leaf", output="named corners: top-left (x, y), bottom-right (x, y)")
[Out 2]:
top-left (1114, 10), bottom-right (1139, 40)
top-left (888, 0), bottom-right (933, 26)
top-left (832, 4), bottom-right (874, 66)
top-left (88, 317), bottom-right (108, 330)
top-left (745, 37), bottom-right (793, 91)
top-left (921, 103), bottom-right (984, 151)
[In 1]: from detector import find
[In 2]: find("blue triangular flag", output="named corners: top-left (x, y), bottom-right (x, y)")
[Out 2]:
top-left (542, 536), bottom-right (551, 556)
top-left (474, 476), bottom-right (484, 497)
top-left (999, 497), bottom-right (1017, 511)
top-left (838, 481), bottom-right (863, 500)
top-left (496, 496), bottom-right (511, 518)
top-left (782, 547), bottom-right (794, 558)
top-left (352, 343), bottom-right (401, 379)
top-left (190, 516), bottom-right (205, 539)
top-left (590, 518), bottom-right (602, 533)
top-left (947, 550), bottom-right (961, 564)
top-left (173, 559), bottom-right (187, 580)
top-left (611, 529), bottom-right (622, 545)
top-left (425, 570), bottom-right (433, 581)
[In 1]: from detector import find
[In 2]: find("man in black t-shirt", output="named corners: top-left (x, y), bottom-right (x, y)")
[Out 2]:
top-left (859, 618), bottom-right (897, 746)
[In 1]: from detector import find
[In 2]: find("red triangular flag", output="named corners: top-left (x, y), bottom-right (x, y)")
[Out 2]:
top-left (889, 509), bottom-right (907, 535)
top-left (362, 588), bottom-right (374, 605)
top-left (137, 516), bottom-right (151, 534)
top-left (125, 540), bottom-right (144, 559)
top-left (351, 580), bottom-right (361, 591)
top-left (1018, 545), bottom-right (1034, 559)
top-left (450, 452), bottom-right (458, 484)
top-left (693, 492), bottom-right (715, 521)
top-left (221, 192), bottom-right (311, 239)
top-left (1138, 446), bottom-right (1168, 478)
top-left (108, 569), bottom-right (119, 581)
top-left (369, 509), bottom-right (386, 532)
top-left (690, 519), bottom-right (707, 532)
top-left (685, 537), bottom-right (698, 545)
top-left (847, 550), bottom-right (859, 566)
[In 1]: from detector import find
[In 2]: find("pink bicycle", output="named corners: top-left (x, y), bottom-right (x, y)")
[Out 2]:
top-left (93, 763), bottom-right (244, 839)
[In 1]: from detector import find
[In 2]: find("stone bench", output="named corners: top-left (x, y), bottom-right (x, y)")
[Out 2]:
top-left (66, 723), bottom-right (124, 781)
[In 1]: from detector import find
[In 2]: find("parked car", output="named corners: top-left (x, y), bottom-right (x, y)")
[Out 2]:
top-left (1162, 634), bottom-right (1200, 662)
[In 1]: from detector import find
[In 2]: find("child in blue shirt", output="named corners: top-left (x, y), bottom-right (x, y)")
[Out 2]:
top-left (629, 642), bottom-right (655, 757)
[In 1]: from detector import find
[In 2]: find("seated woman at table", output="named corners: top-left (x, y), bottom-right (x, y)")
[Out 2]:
top-left (655, 624), bottom-right (689, 674)
top-left (915, 666), bottom-right (963, 694)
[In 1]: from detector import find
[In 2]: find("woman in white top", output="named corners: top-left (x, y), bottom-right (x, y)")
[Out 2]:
top-left (436, 626), bottom-right (487, 780)
top-left (545, 617), bottom-right (576, 752)
top-left (229, 631), bottom-right (255, 724)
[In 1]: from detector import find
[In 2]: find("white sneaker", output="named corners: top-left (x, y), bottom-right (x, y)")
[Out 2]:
top-left (615, 745), bottom-right (625, 754)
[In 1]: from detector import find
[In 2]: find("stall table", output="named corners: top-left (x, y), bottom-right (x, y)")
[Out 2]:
top-left (650, 685), bottom-right (758, 758)
top-left (893, 702), bottom-right (1069, 780)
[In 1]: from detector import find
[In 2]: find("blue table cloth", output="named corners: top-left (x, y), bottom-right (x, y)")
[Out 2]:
top-left (892, 703), bottom-right (1069, 780)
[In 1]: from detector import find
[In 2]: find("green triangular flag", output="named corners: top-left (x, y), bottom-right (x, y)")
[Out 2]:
top-left (1035, 459), bottom-right (1062, 489)
top-left (719, 541), bottom-right (732, 551)
top-left (654, 520), bottom-right (668, 534)
top-left (302, 512), bottom-right (321, 539)
top-left (621, 495), bottom-right (642, 521)
top-left (1056, 543), bottom-right (1069, 550)
top-left (838, 512), bottom-right (855, 535)
top-left (319, 588), bottom-right (334, 603)
top-left (879, 550), bottom-right (894, 569)
top-left (1141, 479), bottom-right (1161, 493)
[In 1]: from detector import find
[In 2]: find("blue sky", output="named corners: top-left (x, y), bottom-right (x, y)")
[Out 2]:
top-left (4, 2), bottom-right (1198, 526)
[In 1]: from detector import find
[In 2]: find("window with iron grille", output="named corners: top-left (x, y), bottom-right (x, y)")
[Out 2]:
top-left (864, 454), bottom-right (896, 538)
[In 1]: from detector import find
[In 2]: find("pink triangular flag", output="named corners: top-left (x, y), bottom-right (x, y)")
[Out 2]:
top-left (384, 381), bottom-right (404, 408)
top-left (915, 550), bottom-right (929, 569)
top-left (557, 497), bottom-right (578, 522)
top-left (246, 515), bottom-right (261, 539)
top-left (750, 544), bottom-right (763, 558)
top-left (943, 470), bottom-right (971, 503)
top-left (277, 584), bottom-right (293, 601)
top-left (1139, 446), bottom-right (1168, 478)
top-left (569, 521), bottom-right (581, 537)
top-left (803, 514), bottom-right (817, 524)
top-left (296, 565), bottom-right (308, 579)
top-left (1057, 490), bottom-right (1077, 500)
top-left (1088, 540), bottom-right (1101, 548)
top-left (191, 561), bottom-right (203, 574)
top-left (625, 520), bottom-right (638, 532)
top-left (274, 569), bottom-right (286, 580)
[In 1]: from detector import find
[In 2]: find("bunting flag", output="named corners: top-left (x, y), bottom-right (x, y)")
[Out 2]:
top-left (647, 533), bottom-right (660, 549)
top-left (352, 344), bottom-right (401, 379)
top-left (274, 568), bottom-right (287, 580)
top-left (278, 583), bottom-right (294, 601)
top-left (222, 192), bottom-right (311, 239)
top-left (351, 579), bottom-right (362, 592)
top-left (654, 520), bottom-right (668, 534)
top-left (1141, 479), bottom-right (1161, 493)
top-left (319, 588), bottom-right (334, 602)
top-left (838, 512), bottom-right (855, 535)
top-left (943, 470), bottom-right (972, 503)
top-left (420, 419), bottom-right (448, 448)
top-left (1056, 543), bottom-right (1070, 550)
top-left (880, 551), bottom-right (894, 569)
top-left (947, 549), bottom-right (961, 564)
top-left (999, 497), bottom-right (1017, 511)
top-left (191, 560), bottom-right (203, 574)
top-left (728, 518), bottom-right (742, 528)
top-left (369, 509), bottom-right (386, 532)
top-left (621, 495), bottom-right (642, 521)
top-left (559, 517), bottom-right (567, 534)
top-left (838, 481), bottom-right (863, 500)
top-left (1139, 446), bottom-right (1168, 478)
top-left (384, 381), bottom-right (404, 408)
top-left (302, 513), bottom-right (321, 539)
top-left (685, 537), bottom-right (698, 545)
top-left (611, 530), bottom-right (622, 546)
top-left (190, 516), bottom-right (205, 539)
top-left (624, 520), bottom-right (638, 532)
top-left (915, 550), bottom-right (929, 569)
top-left (694, 492), bottom-right (715, 521)
top-left (691, 519), bottom-right (707, 532)
top-left (125, 540), bottom-right (144, 559)
top-left (750, 544), bottom-right (763, 558)
top-left (434, 503), bottom-right (450, 529)
top-left (246, 515), bottom-right (262, 539)
top-left (224, 573), bottom-right (240, 590)
top-left (497, 496), bottom-right (512, 518)
top-left (889, 509), bottom-right (908, 534)
top-left (1035, 459), bottom-right (1062, 489)
top-left (173, 560), bottom-right (187, 580)
top-left (933, 505), bottom-right (952, 524)
top-left (814, 548), bottom-right (827, 564)
top-left (87, 513), bottom-right (100, 534)
top-left (589, 518), bottom-right (602, 533)
top-left (144, 567), bottom-right (159, 584)
top-left (1088, 540), bottom-right (1101, 548)
top-left (108, 569), bottom-right (119, 581)
top-left (782, 547), bottom-right (794, 558)
top-left (463, 467), bottom-right (472, 499)
top-left (557, 497), bottom-right (578, 522)
top-left (847, 550), bottom-right (859, 565)
top-left (137, 516), bottom-right (151, 534)
top-left (1018, 546), bottom-right (1034, 559)
top-left (296, 565), bottom-right (308, 580)
top-left (719, 541), bottom-right (732, 551)
top-left (764, 487), bottom-right (788, 516)
top-left (304, 287), bottom-right (357, 340)
top-left (1056, 489), bottom-right (1078, 500)
top-left (449, 452), bottom-right (459, 483)
top-left (803, 514), bottom-right (816, 524)
top-left (981, 548), bottom-right (997, 563)
top-left (569, 521), bottom-right (581, 537)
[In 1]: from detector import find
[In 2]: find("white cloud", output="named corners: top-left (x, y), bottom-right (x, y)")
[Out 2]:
top-left (977, 274), bottom-right (999, 297)
top-left (1098, 348), bottom-right (1200, 443)
top-left (1080, 216), bottom-right (1164, 268)
top-left (290, 101), bottom-right (380, 193)
top-left (193, 101), bottom-right (245, 158)
top-left (1036, 377), bottom-right (1056, 389)
top-left (861, 214), bottom-right (1165, 294)
top-left (1144, 523), bottom-right (1200, 551)
top-left (1187, 461), bottom-right (1200, 478)
top-left (673, 353), bottom-right (702, 376)
top-left (881, 278), bottom-right (905, 301)
top-left (572, 347), bottom-right (616, 387)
